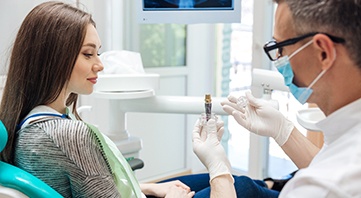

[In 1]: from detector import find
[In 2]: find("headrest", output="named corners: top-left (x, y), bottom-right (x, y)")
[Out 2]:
top-left (0, 121), bottom-right (8, 152)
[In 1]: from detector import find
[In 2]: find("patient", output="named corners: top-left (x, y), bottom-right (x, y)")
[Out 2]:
top-left (0, 1), bottom-right (236, 197)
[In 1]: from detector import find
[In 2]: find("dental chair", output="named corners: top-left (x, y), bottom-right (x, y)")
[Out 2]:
top-left (0, 120), bottom-right (63, 198)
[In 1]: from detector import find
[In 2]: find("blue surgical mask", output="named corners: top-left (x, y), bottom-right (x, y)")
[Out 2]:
top-left (274, 40), bottom-right (328, 104)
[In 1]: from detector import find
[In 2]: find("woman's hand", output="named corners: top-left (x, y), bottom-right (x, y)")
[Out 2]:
top-left (140, 180), bottom-right (194, 197)
top-left (165, 185), bottom-right (195, 198)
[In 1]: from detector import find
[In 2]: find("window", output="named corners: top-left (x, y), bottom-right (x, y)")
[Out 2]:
top-left (226, 0), bottom-right (253, 174)
top-left (225, 0), bottom-right (306, 178)
top-left (139, 24), bottom-right (187, 67)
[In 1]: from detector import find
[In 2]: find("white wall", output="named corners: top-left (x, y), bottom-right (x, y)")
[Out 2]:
top-left (0, 76), bottom-right (5, 101)
top-left (0, 0), bottom-right (76, 75)
top-left (0, 1), bottom-right (32, 75)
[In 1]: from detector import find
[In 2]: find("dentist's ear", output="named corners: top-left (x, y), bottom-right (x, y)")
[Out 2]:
top-left (313, 34), bottom-right (337, 70)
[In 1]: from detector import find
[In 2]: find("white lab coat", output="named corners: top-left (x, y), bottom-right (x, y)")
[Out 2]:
top-left (280, 98), bottom-right (361, 198)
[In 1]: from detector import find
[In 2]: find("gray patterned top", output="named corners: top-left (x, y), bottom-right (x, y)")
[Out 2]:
top-left (14, 118), bottom-right (121, 198)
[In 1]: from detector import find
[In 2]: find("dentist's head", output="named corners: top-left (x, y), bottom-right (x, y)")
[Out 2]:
top-left (265, 0), bottom-right (361, 115)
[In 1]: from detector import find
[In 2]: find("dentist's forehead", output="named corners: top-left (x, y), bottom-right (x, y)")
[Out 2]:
top-left (274, 3), bottom-right (295, 41)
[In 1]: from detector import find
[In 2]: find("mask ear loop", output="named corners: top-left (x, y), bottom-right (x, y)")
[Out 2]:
top-left (289, 40), bottom-right (314, 59)
top-left (298, 68), bottom-right (328, 103)
top-left (307, 47), bottom-right (337, 89)
top-left (295, 40), bottom-right (326, 102)
top-left (300, 48), bottom-right (336, 103)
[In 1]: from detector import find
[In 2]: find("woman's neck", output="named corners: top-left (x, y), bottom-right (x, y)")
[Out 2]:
top-left (47, 90), bottom-right (69, 114)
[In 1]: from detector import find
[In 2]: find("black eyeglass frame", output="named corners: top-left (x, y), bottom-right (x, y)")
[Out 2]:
top-left (263, 32), bottom-right (346, 61)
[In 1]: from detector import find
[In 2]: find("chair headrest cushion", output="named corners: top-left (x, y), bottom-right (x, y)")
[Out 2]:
top-left (0, 121), bottom-right (8, 152)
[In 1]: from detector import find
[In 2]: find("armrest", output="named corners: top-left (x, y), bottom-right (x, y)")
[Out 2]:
top-left (0, 162), bottom-right (62, 198)
top-left (127, 158), bottom-right (144, 171)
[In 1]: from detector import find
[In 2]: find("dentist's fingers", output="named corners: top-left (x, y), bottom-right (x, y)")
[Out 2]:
top-left (245, 91), bottom-right (263, 108)
top-left (192, 119), bottom-right (202, 143)
top-left (200, 125), bottom-right (207, 141)
top-left (222, 104), bottom-right (246, 116)
top-left (227, 94), bottom-right (239, 103)
top-left (221, 99), bottom-right (238, 109)
top-left (217, 126), bottom-right (225, 141)
top-left (220, 99), bottom-right (232, 107)
top-left (222, 105), bottom-right (233, 115)
top-left (207, 119), bottom-right (217, 135)
top-left (231, 110), bottom-right (248, 128)
top-left (216, 120), bottom-right (224, 130)
top-left (228, 94), bottom-right (248, 109)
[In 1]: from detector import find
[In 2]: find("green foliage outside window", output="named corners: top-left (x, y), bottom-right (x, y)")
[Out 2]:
top-left (140, 24), bottom-right (187, 67)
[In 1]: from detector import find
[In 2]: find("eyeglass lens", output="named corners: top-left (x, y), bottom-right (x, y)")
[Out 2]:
top-left (265, 42), bottom-right (282, 60)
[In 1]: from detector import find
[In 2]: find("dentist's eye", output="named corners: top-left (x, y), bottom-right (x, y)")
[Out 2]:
top-left (278, 47), bottom-right (284, 57)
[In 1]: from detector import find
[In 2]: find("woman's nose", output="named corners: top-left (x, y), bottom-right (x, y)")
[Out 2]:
top-left (96, 63), bottom-right (104, 72)
top-left (94, 58), bottom-right (104, 72)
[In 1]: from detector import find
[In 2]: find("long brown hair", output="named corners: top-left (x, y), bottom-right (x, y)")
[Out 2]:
top-left (0, 1), bottom-right (95, 164)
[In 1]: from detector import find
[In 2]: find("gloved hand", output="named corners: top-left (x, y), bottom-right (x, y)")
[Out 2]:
top-left (221, 91), bottom-right (294, 146)
top-left (192, 118), bottom-right (233, 182)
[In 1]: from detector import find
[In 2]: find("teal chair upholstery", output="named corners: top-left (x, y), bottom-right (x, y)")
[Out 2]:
top-left (0, 121), bottom-right (63, 198)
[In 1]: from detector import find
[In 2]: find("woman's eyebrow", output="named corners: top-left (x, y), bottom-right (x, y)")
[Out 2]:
top-left (82, 43), bottom-right (101, 49)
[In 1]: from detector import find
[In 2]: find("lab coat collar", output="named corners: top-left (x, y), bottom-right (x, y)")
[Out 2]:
top-left (316, 98), bottom-right (361, 145)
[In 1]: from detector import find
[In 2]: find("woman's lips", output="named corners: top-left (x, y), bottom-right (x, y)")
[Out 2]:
top-left (87, 77), bottom-right (97, 84)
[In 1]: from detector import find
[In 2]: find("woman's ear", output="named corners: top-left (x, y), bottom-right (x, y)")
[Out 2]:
top-left (313, 34), bottom-right (337, 70)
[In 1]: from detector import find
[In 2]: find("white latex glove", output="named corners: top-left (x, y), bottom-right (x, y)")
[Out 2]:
top-left (192, 118), bottom-right (234, 182)
top-left (221, 91), bottom-right (294, 146)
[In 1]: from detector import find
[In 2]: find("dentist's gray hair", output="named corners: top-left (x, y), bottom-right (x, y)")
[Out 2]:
top-left (274, 0), bottom-right (361, 68)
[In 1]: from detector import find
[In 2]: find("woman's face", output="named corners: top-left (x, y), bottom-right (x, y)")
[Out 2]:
top-left (68, 24), bottom-right (103, 95)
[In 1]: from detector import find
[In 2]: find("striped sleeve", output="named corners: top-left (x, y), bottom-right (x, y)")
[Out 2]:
top-left (15, 119), bottom-right (121, 198)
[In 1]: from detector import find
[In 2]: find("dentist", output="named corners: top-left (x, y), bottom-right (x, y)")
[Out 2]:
top-left (222, 0), bottom-right (361, 197)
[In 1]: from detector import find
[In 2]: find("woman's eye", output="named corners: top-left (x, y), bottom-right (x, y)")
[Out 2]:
top-left (83, 53), bottom-right (93, 58)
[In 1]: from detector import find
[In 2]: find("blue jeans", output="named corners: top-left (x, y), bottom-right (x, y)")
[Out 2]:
top-left (147, 173), bottom-right (280, 198)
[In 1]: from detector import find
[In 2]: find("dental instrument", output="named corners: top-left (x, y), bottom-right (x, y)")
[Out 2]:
top-left (204, 94), bottom-right (212, 121)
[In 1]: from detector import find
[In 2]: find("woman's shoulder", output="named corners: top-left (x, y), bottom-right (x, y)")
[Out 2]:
top-left (18, 118), bottom-right (106, 165)
top-left (20, 118), bottom-right (98, 147)
top-left (15, 118), bottom-right (116, 196)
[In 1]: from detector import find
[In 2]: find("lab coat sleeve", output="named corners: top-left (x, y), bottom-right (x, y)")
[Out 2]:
top-left (279, 176), bottom-right (351, 198)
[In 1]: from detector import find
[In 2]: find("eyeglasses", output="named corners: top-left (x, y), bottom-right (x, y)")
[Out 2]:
top-left (263, 32), bottom-right (346, 61)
